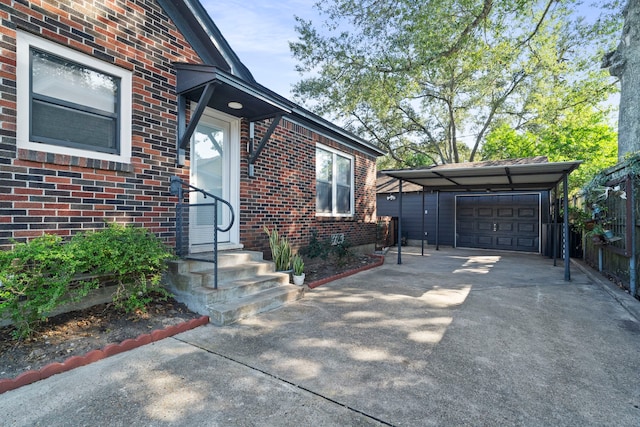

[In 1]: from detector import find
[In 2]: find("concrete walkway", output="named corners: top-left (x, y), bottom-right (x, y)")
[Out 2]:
top-left (1, 247), bottom-right (639, 426)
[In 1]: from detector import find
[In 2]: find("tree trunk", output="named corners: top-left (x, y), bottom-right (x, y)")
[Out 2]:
top-left (606, 0), bottom-right (640, 159)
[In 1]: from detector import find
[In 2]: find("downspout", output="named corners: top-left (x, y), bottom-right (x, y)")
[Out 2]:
top-left (397, 180), bottom-right (403, 265)
top-left (564, 173), bottom-right (571, 281)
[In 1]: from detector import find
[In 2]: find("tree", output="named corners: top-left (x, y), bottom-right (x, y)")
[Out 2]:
top-left (481, 104), bottom-right (618, 193)
top-left (606, 0), bottom-right (640, 158)
top-left (290, 0), bottom-right (622, 168)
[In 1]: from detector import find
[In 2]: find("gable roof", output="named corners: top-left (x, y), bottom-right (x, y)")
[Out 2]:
top-left (158, 0), bottom-right (385, 157)
top-left (157, 0), bottom-right (254, 81)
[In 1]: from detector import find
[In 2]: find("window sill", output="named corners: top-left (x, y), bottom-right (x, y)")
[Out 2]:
top-left (18, 149), bottom-right (134, 173)
top-left (315, 215), bottom-right (356, 222)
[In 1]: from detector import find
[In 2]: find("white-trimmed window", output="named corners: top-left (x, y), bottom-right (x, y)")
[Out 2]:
top-left (16, 31), bottom-right (132, 164)
top-left (316, 144), bottom-right (354, 216)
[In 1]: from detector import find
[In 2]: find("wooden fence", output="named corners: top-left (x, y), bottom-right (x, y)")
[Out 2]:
top-left (582, 165), bottom-right (638, 300)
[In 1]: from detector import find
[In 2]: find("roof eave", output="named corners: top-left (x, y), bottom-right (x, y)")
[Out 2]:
top-left (175, 64), bottom-right (386, 157)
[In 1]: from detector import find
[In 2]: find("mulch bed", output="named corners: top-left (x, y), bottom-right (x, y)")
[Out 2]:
top-left (0, 253), bottom-right (382, 385)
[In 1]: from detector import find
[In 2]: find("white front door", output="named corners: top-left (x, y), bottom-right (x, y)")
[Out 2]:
top-left (189, 108), bottom-right (240, 252)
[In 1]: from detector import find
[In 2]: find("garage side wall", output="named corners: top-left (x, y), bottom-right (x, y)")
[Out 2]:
top-left (377, 192), bottom-right (455, 246)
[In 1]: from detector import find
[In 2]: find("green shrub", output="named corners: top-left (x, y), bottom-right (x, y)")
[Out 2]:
top-left (69, 223), bottom-right (173, 313)
top-left (0, 224), bottom-right (173, 339)
top-left (0, 234), bottom-right (98, 339)
top-left (301, 231), bottom-right (354, 266)
top-left (301, 230), bottom-right (330, 259)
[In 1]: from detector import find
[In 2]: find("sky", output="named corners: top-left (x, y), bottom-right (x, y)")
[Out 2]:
top-left (204, 1), bottom-right (621, 106)
top-left (204, 0), bottom-right (318, 99)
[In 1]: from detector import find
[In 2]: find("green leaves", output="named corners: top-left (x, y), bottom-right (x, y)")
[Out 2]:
top-left (0, 224), bottom-right (173, 339)
top-left (264, 227), bottom-right (293, 271)
top-left (481, 105), bottom-right (618, 193)
top-left (292, 0), bottom-right (622, 168)
top-left (0, 234), bottom-right (92, 339)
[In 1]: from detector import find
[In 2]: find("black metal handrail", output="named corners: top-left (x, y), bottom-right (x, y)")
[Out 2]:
top-left (170, 175), bottom-right (235, 289)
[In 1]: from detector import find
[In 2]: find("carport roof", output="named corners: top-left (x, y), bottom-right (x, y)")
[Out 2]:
top-left (381, 157), bottom-right (582, 192)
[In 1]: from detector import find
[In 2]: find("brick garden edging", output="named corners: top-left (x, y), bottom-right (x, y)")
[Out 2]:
top-left (0, 315), bottom-right (209, 395)
top-left (307, 254), bottom-right (385, 289)
top-left (0, 255), bottom-right (385, 394)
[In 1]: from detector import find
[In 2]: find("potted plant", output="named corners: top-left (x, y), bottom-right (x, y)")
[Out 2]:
top-left (291, 254), bottom-right (305, 286)
top-left (264, 226), bottom-right (292, 272)
top-left (586, 224), bottom-right (607, 244)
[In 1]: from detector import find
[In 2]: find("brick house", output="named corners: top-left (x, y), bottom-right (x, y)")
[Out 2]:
top-left (0, 0), bottom-right (384, 258)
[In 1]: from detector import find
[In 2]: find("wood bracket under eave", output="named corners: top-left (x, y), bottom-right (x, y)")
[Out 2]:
top-left (176, 82), bottom-right (220, 167)
top-left (247, 113), bottom-right (283, 177)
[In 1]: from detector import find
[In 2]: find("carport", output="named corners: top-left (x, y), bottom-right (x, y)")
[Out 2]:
top-left (382, 157), bottom-right (582, 281)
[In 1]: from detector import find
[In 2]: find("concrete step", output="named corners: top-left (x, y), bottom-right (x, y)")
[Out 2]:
top-left (194, 261), bottom-right (277, 285)
top-left (164, 249), bottom-right (305, 327)
top-left (207, 284), bottom-right (304, 326)
top-left (192, 250), bottom-right (265, 267)
top-left (166, 251), bottom-right (274, 292)
top-left (181, 250), bottom-right (266, 273)
top-left (193, 273), bottom-right (289, 305)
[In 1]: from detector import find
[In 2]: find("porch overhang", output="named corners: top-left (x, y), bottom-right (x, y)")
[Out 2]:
top-left (175, 63), bottom-right (292, 120)
top-left (174, 63), bottom-right (385, 168)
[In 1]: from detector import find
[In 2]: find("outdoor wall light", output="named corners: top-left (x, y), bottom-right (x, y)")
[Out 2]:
top-left (387, 194), bottom-right (396, 201)
top-left (228, 101), bottom-right (243, 109)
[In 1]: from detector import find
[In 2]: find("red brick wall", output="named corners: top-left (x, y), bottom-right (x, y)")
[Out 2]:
top-left (0, 0), bottom-right (198, 249)
top-left (239, 117), bottom-right (378, 255)
top-left (0, 0), bottom-right (380, 254)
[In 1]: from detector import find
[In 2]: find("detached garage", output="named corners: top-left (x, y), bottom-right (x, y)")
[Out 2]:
top-left (380, 157), bottom-right (581, 280)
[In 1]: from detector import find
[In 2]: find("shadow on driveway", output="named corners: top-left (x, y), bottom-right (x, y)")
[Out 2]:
top-left (1, 246), bottom-right (638, 426)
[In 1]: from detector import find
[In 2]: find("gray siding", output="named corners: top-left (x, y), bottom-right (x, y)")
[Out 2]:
top-left (377, 191), bottom-right (550, 248)
top-left (377, 192), bottom-right (455, 246)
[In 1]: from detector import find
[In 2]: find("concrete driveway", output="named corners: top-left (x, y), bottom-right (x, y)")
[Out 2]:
top-left (1, 247), bottom-right (639, 426)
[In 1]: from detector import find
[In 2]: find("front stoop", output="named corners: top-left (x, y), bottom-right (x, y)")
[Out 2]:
top-left (165, 250), bottom-right (304, 326)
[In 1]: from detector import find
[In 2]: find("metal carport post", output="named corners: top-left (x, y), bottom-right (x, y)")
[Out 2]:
top-left (397, 180), bottom-right (403, 264)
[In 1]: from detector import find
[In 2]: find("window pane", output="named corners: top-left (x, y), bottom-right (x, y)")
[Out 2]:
top-left (336, 155), bottom-right (351, 186)
top-left (316, 148), bottom-right (333, 182)
top-left (337, 184), bottom-right (351, 213)
top-left (194, 123), bottom-right (225, 226)
top-left (32, 49), bottom-right (118, 113)
top-left (316, 181), bottom-right (332, 213)
top-left (32, 100), bottom-right (117, 151)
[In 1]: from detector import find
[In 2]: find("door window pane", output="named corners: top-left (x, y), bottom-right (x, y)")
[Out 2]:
top-left (194, 123), bottom-right (224, 226)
